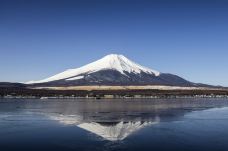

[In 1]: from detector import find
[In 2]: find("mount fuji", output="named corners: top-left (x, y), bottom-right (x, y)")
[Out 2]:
top-left (26, 54), bottom-right (202, 87)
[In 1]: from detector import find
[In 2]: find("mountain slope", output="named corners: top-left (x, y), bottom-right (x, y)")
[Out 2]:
top-left (27, 54), bottom-right (160, 84)
top-left (27, 54), bottom-right (200, 87)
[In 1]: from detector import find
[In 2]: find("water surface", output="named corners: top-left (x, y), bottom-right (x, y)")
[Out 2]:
top-left (0, 98), bottom-right (228, 151)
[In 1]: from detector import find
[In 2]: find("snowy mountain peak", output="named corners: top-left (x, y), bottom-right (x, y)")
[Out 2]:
top-left (93, 54), bottom-right (160, 75)
top-left (27, 54), bottom-right (160, 84)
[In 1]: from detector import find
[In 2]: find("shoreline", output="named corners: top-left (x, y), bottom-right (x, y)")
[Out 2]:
top-left (1, 86), bottom-right (228, 100)
top-left (1, 94), bottom-right (228, 100)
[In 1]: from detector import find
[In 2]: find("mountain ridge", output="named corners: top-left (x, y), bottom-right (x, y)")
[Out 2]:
top-left (27, 54), bottom-right (160, 84)
top-left (24, 54), bottom-right (218, 87)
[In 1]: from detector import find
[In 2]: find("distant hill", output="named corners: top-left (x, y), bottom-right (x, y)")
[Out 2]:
top-left (0, 82), bottom-right (26, 88)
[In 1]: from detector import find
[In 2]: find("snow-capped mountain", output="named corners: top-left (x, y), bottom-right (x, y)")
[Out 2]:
top-left (27, 54), bottom-right (160, 83)
top-left (27, 54), bottom-right (196, 86)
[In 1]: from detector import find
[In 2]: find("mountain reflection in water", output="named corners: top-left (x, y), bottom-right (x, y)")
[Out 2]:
top-left (48, 114), bottom-right (159, 141)
top-left (1, 98), bottom-right (228, 151)
top-left (41, 98), bottom-right (228, 141)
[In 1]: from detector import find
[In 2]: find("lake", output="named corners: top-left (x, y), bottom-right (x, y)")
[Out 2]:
top-left (0, 98), bottom-right (228, 151)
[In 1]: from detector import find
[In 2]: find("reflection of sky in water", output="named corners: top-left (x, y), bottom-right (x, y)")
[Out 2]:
top-left (185, 107), bottom-right (228, 120)
top-left (1, 99), bottom-right (228, 151)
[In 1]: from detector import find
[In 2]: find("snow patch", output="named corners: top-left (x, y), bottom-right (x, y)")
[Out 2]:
top-left (66, 76), bottom-right (84, 81)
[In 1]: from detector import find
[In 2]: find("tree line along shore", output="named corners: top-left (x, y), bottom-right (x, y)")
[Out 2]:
top-left (1, 87), bottom-right (228, 99)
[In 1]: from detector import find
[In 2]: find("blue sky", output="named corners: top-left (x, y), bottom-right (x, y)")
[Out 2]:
top-left (0, 0), bottom-right (228, 86)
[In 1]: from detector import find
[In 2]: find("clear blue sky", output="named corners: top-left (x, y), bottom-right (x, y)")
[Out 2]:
top-left (0, 0), bottom-right (228, 86)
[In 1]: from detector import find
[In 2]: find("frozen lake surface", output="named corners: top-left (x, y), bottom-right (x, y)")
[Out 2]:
top-left (0, 98), bottom-right (228, 151)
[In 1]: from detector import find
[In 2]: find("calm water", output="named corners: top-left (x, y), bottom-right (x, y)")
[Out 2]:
top-left (1, 98), bottom-right (228, 151)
